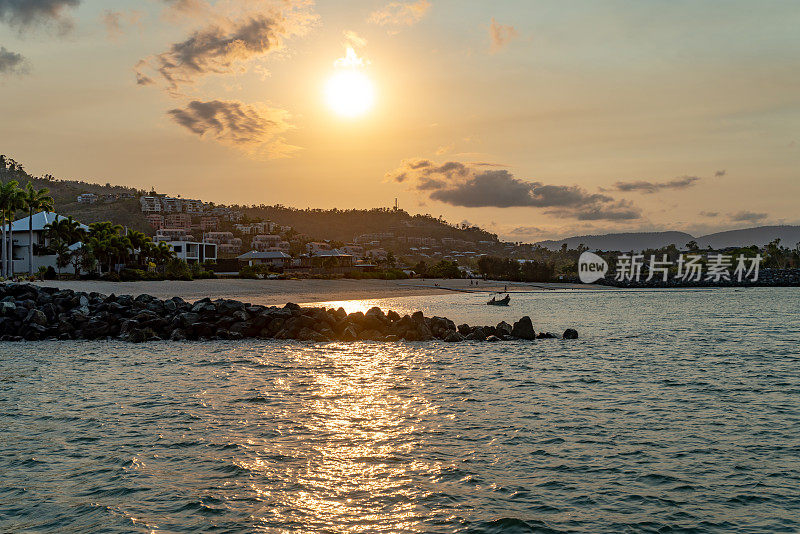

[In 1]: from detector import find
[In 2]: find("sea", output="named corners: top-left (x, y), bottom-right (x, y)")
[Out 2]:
top-left (1, 287), bottom-right (799, 533)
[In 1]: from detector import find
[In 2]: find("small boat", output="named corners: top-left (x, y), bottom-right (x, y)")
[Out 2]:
top-left (487, 294), bottom-right (510, 306)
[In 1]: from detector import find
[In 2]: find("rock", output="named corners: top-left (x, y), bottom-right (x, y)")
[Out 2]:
top-left (444, 332), bottom-right (464, 343)
top-left (486, 335), bottom-right (501, 342)
top-left (563, 328), bottom-right (579, 339)
top-left (537, 332), bottom-right (558, 339)
top-left (457, 323), bottom-right (471, 336)
top-left (496, 321), bottom-right (513, 336)
top-left (511, 316), bottom-right (536, 340)
top-left (465, 327), bottom-right (487, 341)
top-left (25, 309), bottom-right (48, 327)
top-left (0, 301), bottom-right (16, 316)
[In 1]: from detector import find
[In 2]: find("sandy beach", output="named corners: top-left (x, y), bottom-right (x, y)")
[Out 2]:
top-left (29, 278), bottom-right (605, 307)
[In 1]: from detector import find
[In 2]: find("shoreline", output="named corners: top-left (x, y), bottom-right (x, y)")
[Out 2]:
top-left (29, 278), bottom-right (608, 306)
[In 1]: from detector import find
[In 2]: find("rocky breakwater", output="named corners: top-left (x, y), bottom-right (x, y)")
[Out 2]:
top-left (0, 284), bottom-right (579, 343)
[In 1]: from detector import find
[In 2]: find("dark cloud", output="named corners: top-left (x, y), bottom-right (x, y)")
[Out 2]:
top-left (138, 12), bottom-right (310, 93)
top-left (0, 46), bottom-right (26, 75)
top-left (168, 99), bottom-right (296, 158)
top-left (388, 159), bottom-right (641, 221)
top-left (614, 175), bottom-right (701, 194)
top-left (700, 211), bottom-right (719, 217)
top-left (0, 0), bottom-right (80, 31)
top-left (729, 211), bottom-right (767, 223)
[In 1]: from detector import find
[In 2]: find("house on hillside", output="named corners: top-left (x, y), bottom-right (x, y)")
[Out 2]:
top-left (1, 212), bottom-right (88, 274)
top-left (77, 193), bottom-right (97, 204)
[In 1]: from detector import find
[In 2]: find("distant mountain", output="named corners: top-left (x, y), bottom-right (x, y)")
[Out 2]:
top-left (535, 226), bottom-right (800, 252)
top-left (535, 231), bottom-right (694, 252)
top-left (696, 226), bottom-right (800, 249)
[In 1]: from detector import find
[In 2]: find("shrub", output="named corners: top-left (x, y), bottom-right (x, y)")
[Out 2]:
top-left (102, 271), bottom-right (121, 282)
top-left (44, 266), bottom-right (57, 280)
top-left (165, 258), bottom-right (193, 281)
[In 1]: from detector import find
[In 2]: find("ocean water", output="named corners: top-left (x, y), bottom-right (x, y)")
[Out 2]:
top-left (1, 288), bottom-right (799, 533)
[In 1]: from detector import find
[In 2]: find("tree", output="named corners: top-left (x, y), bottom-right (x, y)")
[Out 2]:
top-left (0, 180), bottom-right (24, 277)
top-left (22, 182), bottom-right (54, 275)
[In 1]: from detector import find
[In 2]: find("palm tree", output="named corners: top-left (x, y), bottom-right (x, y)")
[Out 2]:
top-left (0, 180), bottom-right (24, 277)
top-left (22, 182), bottom-right (54, 275)
top-left (126, 230), bottom-right (151, 267)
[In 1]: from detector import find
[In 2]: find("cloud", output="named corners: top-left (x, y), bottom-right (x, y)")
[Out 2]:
top-left (489, 17), bottom-right (517, 53)
top-left (0, 46), bottom-right (27, 75)
top-left (101, 9), bottom-right (142, 40)
top-left (369, 0), bottom-right (430, 28)
top-left (614, 175), bottom-right (701, 194)
top-left (138, 10), bottom-right (313, 93)
top-left (0, 0), bottom-right (80, 31)
top-left (388, 159), bottom-right (641, 221)
top-left (699, 211), bottom-right (719, 217)
top-left (168, 99), bottom-right (297, 158)
top-left (729, 211), bottom-right (768, 223)
top-left (714, 169), bottom-right (726, 177)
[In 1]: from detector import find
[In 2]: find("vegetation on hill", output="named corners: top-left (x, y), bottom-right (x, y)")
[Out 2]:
top-left (0, 155), bottom-right (150, 231)
top-left (235, 205), bottom-right (499, 244)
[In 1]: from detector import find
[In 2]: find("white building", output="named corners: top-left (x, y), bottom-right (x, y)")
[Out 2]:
top-left (77, 193), bottom-right (97, 204)
top-left (140, 196), bottom-right (162, 212)
top-left (1, 212), bottom-right (89, 274)
top-left (163, 241), bottom-right (217, 265)
top-left (161, 197), bottom-right (183, 213)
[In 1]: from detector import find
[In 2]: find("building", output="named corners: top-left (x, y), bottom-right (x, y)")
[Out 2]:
top-left (146, 214), bottom-right (164, 230)
top-left (306, 241), bottom-right (332, 255)
top-left (237, 250), bottom-right (291, 268)
top-left (200, 216), bottom-right (218, 231)
top-left (343, 244), bottom-right (364, 258)
top-left (155, 229), bottom-right (194, 242)
top-left (140, 196), bottom-right (162, 212)
top-left (183, 199), bottom-right (204, 215)
top-left (77, 193), bottom-right (97, 204)
top-left (204, 232), bottom-right (242, 255)
top-left (161, 197), bottom-right (182, 213)
top-left (300, 249), bottom-right (354, 269)
top-left (366, 248), bottom-right (389, 262)
top-left (252, 234), bottom-right (289, 252)
top-left (1, 212), bottom-right (89, 274)
top-left (164, 241), bottom-right (217, 265)
top-left (165, 213), bottom-right (192, 230)
top-left (234, 221), bottom-right (275, 235)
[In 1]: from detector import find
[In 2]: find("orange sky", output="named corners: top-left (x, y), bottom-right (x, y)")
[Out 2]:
top-left (1, 0), bottom-right (798, 240)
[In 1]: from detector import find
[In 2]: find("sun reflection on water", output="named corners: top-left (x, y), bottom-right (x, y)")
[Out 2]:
top-left (233, 342), bottom-right (439, 532)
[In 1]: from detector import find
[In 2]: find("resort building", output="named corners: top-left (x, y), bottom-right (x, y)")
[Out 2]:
top-left (155, 229), bottom-right (194, 242)
top-left (204, 232), bottom-right (242, 256)
top-left (140, 196), bottom-right (162, 212)
top-left (77, 193), bottom-right (97, 204)
top-left (0, 212), bottom-right (88, 274)
top-left (252, 234), bottom-right (290, 252)
top-left (237, 250), bottom-right (292, 268)
top-left (161, 197), bottom-right (183, 213)
top-left (183, 199), bottom-right (204, 215)
top-left (200, 216), bottom-right (218, 231)
top-left (165, 213), bottom-right (192, 230)
top-left (145, 214), bottom-right (164, 230)
top-left (306, 241), bottom-right (332, 255)
top-left (163, 241), bottom-right (217, 265)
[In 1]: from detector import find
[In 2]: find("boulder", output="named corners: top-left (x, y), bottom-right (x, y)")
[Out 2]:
top-left (511, 316), bottom-right (536, 340)
top-left (563, 328), bottom-right (579, 340)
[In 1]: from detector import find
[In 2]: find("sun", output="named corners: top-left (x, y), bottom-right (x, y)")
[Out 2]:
top-left (325, 70), bottom-right (375, 118)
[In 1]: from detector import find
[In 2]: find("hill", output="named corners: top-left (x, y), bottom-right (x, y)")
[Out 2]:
top-left (696, 226), bottom-right (800, 249)
top-left (535, 231), bottom-right (695, 252)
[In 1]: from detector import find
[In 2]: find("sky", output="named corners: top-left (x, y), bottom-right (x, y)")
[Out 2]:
top-left (0, 0), bottom-right (798, 241)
